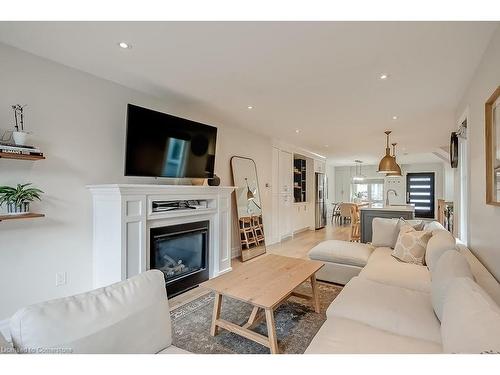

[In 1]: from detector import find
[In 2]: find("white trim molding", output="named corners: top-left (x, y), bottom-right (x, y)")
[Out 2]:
top-left (87, 184), bottom-right (235, 288)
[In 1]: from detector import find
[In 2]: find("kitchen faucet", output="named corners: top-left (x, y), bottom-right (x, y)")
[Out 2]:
top-left (386, 189), bottom-right (398, 206)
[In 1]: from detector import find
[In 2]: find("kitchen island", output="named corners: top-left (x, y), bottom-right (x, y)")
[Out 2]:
top-left (359, 204), bottom-right (415, 243)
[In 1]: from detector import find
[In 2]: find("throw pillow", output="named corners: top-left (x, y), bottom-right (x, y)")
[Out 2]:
top-left (441, 277), bottom-right (500, 353)
top-left (431, 250), bottom-right (473, 321)
top-left (371, 218), bottom-right (425, 248)
top-left (423, 220), bottom-right (447, 232)
top-left (398, 217), bottom-right (425, 232)
top-left (391, 224), bottom-right (432, 265)
top-left (371, 218), bottom-right (400, 248)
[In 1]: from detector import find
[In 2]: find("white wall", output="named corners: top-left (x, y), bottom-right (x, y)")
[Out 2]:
top-left (325, 164), bottom-right (336, 215)
top-left (0, 43), bottom-right (274, 319)
top-left (454, 25), bottom-right (500, 281)
top-left (444, 164), bottom-right (455, 201)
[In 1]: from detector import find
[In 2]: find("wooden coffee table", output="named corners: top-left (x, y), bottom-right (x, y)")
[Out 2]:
top-left (202, 254), bottom-right (324, 354)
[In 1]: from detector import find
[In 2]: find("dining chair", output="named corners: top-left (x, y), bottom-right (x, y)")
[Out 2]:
top-left (331, 202), bottom-right (341, 224)
top-left (339, 203), bottom-right (354, 224)
top-left (349, 205), bottom-right (361, 242)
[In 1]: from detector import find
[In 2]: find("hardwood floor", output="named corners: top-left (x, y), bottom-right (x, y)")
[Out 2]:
top-left (168, 222), bottom-right (351, 310)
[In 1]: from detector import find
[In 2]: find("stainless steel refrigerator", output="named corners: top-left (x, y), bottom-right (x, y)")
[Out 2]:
top-left (315, 172), bottom-right (327, 229)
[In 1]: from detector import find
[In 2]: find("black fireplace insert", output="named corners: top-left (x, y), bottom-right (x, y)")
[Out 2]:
top-left (150, 220), bottom-right (209, 298)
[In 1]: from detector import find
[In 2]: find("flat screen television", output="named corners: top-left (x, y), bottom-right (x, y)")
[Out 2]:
top-left (125, 104), bottom-right (217, 178)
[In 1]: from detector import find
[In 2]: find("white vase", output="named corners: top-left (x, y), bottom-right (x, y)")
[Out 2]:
top-left (12, 131), bottom-right (28, 146)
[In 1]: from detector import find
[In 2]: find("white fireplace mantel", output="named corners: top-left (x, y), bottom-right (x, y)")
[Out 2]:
top-left (87, 184), bottom-right (235, 289)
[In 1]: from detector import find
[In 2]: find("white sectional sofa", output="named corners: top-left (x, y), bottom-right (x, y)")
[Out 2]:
top-left (306, 219), bottom-right (500, 354)
top-left (0, 270), bottom-right (188, 354)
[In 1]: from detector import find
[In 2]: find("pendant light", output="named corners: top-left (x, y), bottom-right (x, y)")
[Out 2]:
top-left (245, 178), bottom-right (255, 200)
top-left (377, 130), bottom-right (400, 174)
top-left (245, 178), bottom-right (261, 209)
top-left (352, 160), bottom-right (365, 181)
top-left (386, 143), bottom-right (402, 177)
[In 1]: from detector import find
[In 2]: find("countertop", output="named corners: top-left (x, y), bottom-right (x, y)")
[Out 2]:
top-left (360, 203), bottom-right (415, 212)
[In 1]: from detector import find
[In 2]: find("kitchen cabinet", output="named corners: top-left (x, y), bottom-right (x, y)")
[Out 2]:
top-left (292, 202), bottom-right (314, 233)
top-left (278, 150), bottom-right (293, 240)
top-left (314, 159), bottom-right (326, 173)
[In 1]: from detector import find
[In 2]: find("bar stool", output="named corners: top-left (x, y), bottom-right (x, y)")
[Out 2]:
top-left (239, 216), bottom-right (257, 248)
top-left (251, 215), bottom-right (265, 244)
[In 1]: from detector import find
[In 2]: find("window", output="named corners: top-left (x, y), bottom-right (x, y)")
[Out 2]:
top-left (352, 179), bottom-right (384, 204)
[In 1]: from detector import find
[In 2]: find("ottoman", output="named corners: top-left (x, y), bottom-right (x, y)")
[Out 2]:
top-left (308, 240), bottom-right (374, 285)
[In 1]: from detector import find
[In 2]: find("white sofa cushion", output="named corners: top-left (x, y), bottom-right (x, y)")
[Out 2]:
top-left (308, 240), bottom-right (373, 267)
top-left (392, 224), bottom-right (432, 265)
top-left (359, 247), bottom-right (431, 292)
top-left (425, 230), bottom-right (456, 271)
top-left (431, 250), bottom-right (473, 321)
top-left (10, 270), bottom-right (172, 354)
top-left (327, 276), bottom-right (441, 343)
top-left (305, 316), bottom-right (442, 354)
top-left (423, 221), bottom-right (446, 232)
top-left (371, 218), bottom-right (424, 248)
top-left (315, 262), bottom-right (363, 285)
top-left (441, 278), bottom-right (500, 353)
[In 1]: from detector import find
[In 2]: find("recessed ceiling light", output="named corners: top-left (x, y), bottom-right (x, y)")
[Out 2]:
top-left (379, 73), bottom-right (389, 80)
top-left (295, 129), bottom-right (300, 134)
top-left (392, 116), bottom-right (398, 120)
top-left (118, 42), bottom-right (131, 49)
top-left (247, 105), bottom-right (253, 110)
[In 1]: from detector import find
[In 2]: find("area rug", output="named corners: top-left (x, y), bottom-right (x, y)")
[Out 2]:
top-left (170, 281), bottom-right (342, 354)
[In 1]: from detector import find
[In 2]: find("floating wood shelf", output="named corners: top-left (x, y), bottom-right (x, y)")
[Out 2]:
top-left (0, 213), bottom-right (45, 222)
top-left (0, 152), bottom-right (45, 161)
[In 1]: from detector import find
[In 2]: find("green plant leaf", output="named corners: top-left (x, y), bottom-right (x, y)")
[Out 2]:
top-left (0, 183), bottom-right (44, 207)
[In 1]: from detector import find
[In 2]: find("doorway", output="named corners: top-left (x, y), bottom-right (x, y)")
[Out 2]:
top-left (406, 172), bottom-right (435, 219)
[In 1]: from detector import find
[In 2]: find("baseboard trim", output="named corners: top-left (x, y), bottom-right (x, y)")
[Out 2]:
top-left (231, 246), bottom-right (241, 259)
top-left (293, 227), bottom-right (312, 236)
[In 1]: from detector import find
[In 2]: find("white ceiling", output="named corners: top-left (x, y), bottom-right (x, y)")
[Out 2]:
top-left (0, 21), bottom-right (497, 165)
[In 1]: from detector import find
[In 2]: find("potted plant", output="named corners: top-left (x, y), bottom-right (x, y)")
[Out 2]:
top-left (12, 104), bottom-right (28, 145)
top-left (0, 183), bottom-right (44, 214)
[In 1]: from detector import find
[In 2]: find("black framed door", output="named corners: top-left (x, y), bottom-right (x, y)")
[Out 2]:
top-left (406, 172), bottom-right (435, 219)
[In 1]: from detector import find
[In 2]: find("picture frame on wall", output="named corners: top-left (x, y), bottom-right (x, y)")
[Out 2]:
top-left (485, 86), bottom-right (500, 206)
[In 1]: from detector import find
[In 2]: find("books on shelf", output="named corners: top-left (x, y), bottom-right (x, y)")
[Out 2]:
top-left (0, 142), bottom-right (43, 157)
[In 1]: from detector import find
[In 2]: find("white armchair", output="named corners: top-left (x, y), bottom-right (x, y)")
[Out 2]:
top-left (7, 270), bottom-right (188, 354)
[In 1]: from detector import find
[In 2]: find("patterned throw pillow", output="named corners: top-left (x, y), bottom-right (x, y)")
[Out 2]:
top-left (391, 224), bottom-right (432, 265)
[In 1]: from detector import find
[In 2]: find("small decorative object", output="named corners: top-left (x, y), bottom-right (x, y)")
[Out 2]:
top-left (450, 132), bottom-right (459, 168)
top-left (485, 86), bottom-right (500, 205)
top-left (207, 174), bottom-right (221, 186)
top-left (191, 178), bottom-right (206, 186)
top-left (11, 104), bottom-right (28, 146)
top-left (0, 183), bottom-right (43, 214)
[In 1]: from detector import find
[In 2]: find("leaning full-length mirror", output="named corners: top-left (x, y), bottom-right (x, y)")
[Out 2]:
top-left (230, 156), bottom-right (266, 261)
